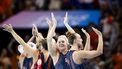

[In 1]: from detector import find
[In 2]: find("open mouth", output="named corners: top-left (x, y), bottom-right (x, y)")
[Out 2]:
top-left (59, 44), bottom-right (64, 47)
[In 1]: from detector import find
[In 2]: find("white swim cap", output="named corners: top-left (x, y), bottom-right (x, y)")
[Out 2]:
top-left (27, 42), bottom-right (37, 50)
top-left (18, 42), bottom-right (37, 54)
top-left (18, 45), bottom-right (24, 54)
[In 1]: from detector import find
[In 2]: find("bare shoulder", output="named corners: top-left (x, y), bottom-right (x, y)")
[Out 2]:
top-left (52, 51), bottom-right (60, 65)
top-left (72, 51), bottom-right (84, 64)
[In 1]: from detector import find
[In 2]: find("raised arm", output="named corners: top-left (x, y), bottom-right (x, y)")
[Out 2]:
top-left (19, 54), bottom-right (25, 69)
top-left (74, 27), bottom-right (103, 61)
top-left (64, 12), bottom-right (75, 34)
top-left (35, 32), bottom-right (44, 49)
top-left (47, 13), bottom-right (57, 56)
top-left (3, 24), bottom-right (27, 46)
top-left (81, 28), bottom-right (90, 51)
top-left (3, 24), bottom-right (38, 57)
top-left (28, 24), bottom-right (37, 42)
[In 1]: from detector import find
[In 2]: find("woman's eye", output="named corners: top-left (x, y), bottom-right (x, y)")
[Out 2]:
top-left (62, 41), bottom-right (64, 43)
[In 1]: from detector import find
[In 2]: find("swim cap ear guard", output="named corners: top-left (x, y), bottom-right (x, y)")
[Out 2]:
top-left (18, 45), bottom-right (24, 54)
top-left (27, 42), bottom-right (37, 50)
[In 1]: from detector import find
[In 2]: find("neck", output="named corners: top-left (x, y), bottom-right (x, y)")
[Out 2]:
top-left (70, 43), bottom-right (78, 51)
top-left (61, 50), bottom-right (68, 55)
top-left (42, 50), bottom-right (48, 53)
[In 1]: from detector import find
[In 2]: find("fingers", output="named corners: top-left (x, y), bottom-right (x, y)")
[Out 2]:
top-left (65, 12), bottom-right (68, 18)
top-left (32, 24), bottom-right (36, 28)
top-left (3, 29), bottom-right (8, 31)
top-left (2, 24), bottom-right (13, 32)
top-left (2, 24), bottom-right (12, 28)
top-left (32, 24), bottom-right (38, 32)
top-left (92, 27), bottom-right (96, 31)
top-left (92, 27), bottom-right (102, 36)
top-left (51, 12), bottom-right (56, 21)
top-left (2, 24), bottom-right (9, 30)
top-left (81, 28), bottom-right (86, 33)
top-left (92, 27), bottom-right (98, 33)
top-left (32, 24), bottom-right (38, 37)
top-left (51, 12), bottom-right (55, 20)
top-left (8, 24), bottom-right (12, 27)
top-left (33, 24), bottom-right (38, 34)
top-left (46, 17), bottom-right (50, 24)
top-left (46, 17), bottom-right (52, 26)
top-left (2, 24), bottom-right (7, 28)
top-left (81, 28), bottom-right (88, 34)
top-left (64, 12), bottom-right (68, 24)
top-left (81, 28), bottom-right (90, 37)
top-left (38, 32), bottom-right (44, 39)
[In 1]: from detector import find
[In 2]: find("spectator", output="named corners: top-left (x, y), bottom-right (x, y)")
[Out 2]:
top-left (0, 49), bottom-right (12, 69)
top-left (49, 0), bottom-right (61, 10)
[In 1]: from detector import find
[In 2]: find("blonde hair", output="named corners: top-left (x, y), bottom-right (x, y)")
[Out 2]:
top-left (58, 35), bottom-right (69, 45)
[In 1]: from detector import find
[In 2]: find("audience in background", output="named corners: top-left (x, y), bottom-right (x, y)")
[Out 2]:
top-left (0, 0), bottom-right (122, 69)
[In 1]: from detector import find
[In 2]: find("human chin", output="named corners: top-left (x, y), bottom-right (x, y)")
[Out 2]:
top-left (78, 43), bottom-right (82, 48)
top-left (59, 45), bottom-right (66, 51)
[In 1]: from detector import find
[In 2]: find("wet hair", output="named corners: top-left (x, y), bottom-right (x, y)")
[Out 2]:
top-left (66, 32), bottom-right (77, 45)
top-left (41, 39), bottom-right (48, 50)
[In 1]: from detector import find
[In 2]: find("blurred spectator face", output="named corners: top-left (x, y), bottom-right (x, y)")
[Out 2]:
top-left (35, 0), bottom-right (44, 8)
top-left (78, 0), bottom-right (94, 3)
top-left (25, 0), bottom-right (32, 5)
top-left (117, 45), bottom-right (122, 53)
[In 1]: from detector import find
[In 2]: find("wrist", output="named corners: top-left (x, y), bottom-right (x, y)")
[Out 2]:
top-left (10, 29), bottom-right (14, 33)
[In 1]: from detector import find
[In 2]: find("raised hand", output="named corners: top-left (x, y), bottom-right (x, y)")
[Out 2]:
top-left (64, 12), bottom-right (68, 24)
top-left (46, 17), bottom-right (53, 28)
top-left (37, 32), bottom-right (44, 40)
top-left (2, 24), bottom-right (13, 33)
top-left (92, 27), bottom-right (102, 36)
top-left (81, 28), bottom-right (90, 37)
top-left (32, 24), bottom-right (38, 37)
top-left (51, 12), bottom-right (57, 25)
top-left (36, 32), bottom-right (44, 47)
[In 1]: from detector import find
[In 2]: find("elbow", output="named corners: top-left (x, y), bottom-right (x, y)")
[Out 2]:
top-left (98, 50), bottom-right (103, 56)
top-left (100, 51), bottom-right (103, 55)
top-left (96, 49), bottom-right (103, 56)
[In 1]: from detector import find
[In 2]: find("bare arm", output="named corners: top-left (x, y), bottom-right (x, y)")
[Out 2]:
top-left (19, 54), bottom-right (25, 69)
top-left (28, 36), bottom-right (35, 42)
top-left (3, 24), bottom-right (27, 46)
top-left (81, 28), bottom-right (90, 51)
top-left (28, 24), bottom-right (38, 42)
top-left (74, 27), bottom-right (103, 60)
top-left (35, 32), bottom-right (44, 49)
top-left (64, 12), bottom-right (75, 34)
top-left (3, 24), bottom-right (37, 56)
top-left (47, 13), bottom-right (57, 56)
top-left (31, 55), bottom-right (38, 69)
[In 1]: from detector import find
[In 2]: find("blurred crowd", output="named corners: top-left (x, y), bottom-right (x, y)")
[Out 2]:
top-left (0, 0), bottom-right (121, 22)
top-left (0, 0), bottom-right (122, 69)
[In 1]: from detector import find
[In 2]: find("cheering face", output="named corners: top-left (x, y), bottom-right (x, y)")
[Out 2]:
top-left (75, 33), bottom-right (83, 49)
top-left (57, 37), bottom-right (68, 52)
